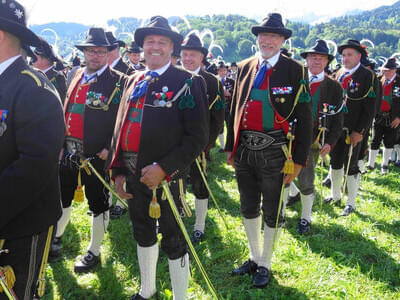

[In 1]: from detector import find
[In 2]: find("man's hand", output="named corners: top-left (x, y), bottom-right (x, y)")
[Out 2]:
top-left (140, 163), bottom-right (166, 190)
top-left (115, 175), bottom-right (133, 199)
top-left (226, 152), bottom-right (234, 166)
top-left (96, 148), bottom-right (109, 160)
top-left (391, 117), bottom-right (400, 128)
top-left (350, 131), bottom-right (363, 147)
top-left (224, 90), bottom-right (231, 97)
top-left (282, 163), bottom-right (302, 185)
top-left (320, 143), bottom-right (331, 159)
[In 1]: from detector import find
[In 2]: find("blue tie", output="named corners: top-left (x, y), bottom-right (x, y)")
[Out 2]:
top-left (339, 71), bottom-right (350, 83)
top-left (253, 61), bottom-right (269, 88)
top-left (130, 71), bottom-right (159, 102)
top-left (83, 73), bottom-right (97, 84)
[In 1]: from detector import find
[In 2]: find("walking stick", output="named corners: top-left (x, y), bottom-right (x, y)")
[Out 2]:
top-left (161, 181), bottom-right (219, 299)
top-left (85, 159), bottom-right (129, 209)
top-left (342, 144), bottom-right (354, 194)
top-left (319, 113), bottom-right (327, 209)
top-left (0, 241), bottom-right (17, 300)
top-left (195, 158), bottom-right (229, 230)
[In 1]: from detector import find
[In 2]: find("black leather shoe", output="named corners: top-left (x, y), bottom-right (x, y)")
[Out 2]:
top-left (341, 205), bottom-right (355, 216)
top-left (324, 197), bottom-right (341, 206)
top-left (231, 259), bottom-right (257, 276)
top-left (191, 230), bottom-right (204, 244)
top-left (48, 243), bottom-right (61, 262)
top-left (252, 266), bottom-right (271, 288)
top-left (110, 205), bottom-right (127, 219)
top-left (286, 193), bottom-right (300, 207)
top-left (53, 236), bottom-right (62, 245)
top-left (130, 293), bottom-right (158, 300)
top-left (366, 166), bottom-right (375, 172)
top-left (322, 177), bottom-right (331, 188)
top-left (297, 218), bottom-right (311, 234)
top-left (74, 251), bottom-right (100, 273)
top-left (218, 148), bottom-right (225, 153)
top-left (395, 161), bottom-right (400, 167)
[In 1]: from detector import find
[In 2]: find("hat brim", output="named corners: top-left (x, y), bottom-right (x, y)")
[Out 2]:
top-left (300, 50), bottom-right (334, 62)
top-left (0, 18), bottom-right (41, 47)
top-left (134, 27), bottom-right (183, 49)
top-left (338, 45), bottom-right (367, 57)
top-left (180, 45), bottom-right (208, 57)
top-left (127, 48), bottom-right (141, 53)
top-left (75, 43), bottom-right (113, 51)
top-left (251, 26), bottom-right (292, 39)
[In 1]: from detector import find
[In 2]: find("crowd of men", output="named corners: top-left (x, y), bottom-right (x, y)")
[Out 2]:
top-left (1, 1), bottom-right (400, 299)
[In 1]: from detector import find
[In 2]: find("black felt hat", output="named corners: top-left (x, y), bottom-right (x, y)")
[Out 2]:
top-left (75, 27), bottom-right (112, 51)
top-left (134, 16), bottom-right (183, 49)
top-left (34, 37), bottom-right (58, 62)
top-left (105, 31), bottom-right (126, 50)
top-left (181, 33), bottom-right (208, 57)
top-left (230, 62), bottom-right (237, 67)
top-left (22, 43), bottom-right (36, 61)
top-left (72, 55), bottom-right (81, 67)
top-left (338, 39), bottom-right (367, 57)
top-left (251, 13), bottom-right (292, 39)
top-left (280, 47), bottom-right (292, 58)
top-left (127, 41), bottom-right (142, 53)
top-left (300, 39), bottom-right (334, 62)
top-left (360, 56), bottom-right (376, 69)
top-left (0, 0), bottom-right (41, 46)
top-left (381, 58), bottom-right (398, 70)
top-left (172, 44), bottom-right (181, 58)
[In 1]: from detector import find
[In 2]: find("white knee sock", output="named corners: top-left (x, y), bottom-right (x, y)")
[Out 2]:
top-left (243, 216), bottom-right (262, 263)
top-left (88, 211), bottom-right (109, 256)
top-left (330, 168), bottom-right (344, 200)
top-left (391, 145), bottom-right (398, 161)
top-left (218, 133), bottom-right (225, 149)
top-left (56, 206), bottom-right (72, 238)
top-left (194, 198), bottom-right (208, 233)
top-left (395, 145), bottom-right (400, 162)
top-left (382, 148), bottom-right (393, 167)
top-left (346, 174), bottom-right (359, 208)
top-left (300, 193), bottom-right (314, 222)
top-left (368, 149), bottom-right (378, 168)
top-left (258, 225), bottom-right (281, 269)
top-left (138, 243), bottom-right (159, 299)
top-left (169, 253), bottom-right (189, 300)
top-left (289, 182), bottom-right (299, 197)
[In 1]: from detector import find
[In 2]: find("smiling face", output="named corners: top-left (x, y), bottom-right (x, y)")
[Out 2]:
top-left (128, 52), bottom-right (141, 65)
top-left (306, 53), bottom-right (329, 76)
top-left (256, 32), bottom-right (285, 60)
top-left (181, 49), bottom-right (203, 72)
top-left (143, 34), bottom-right (173, 70)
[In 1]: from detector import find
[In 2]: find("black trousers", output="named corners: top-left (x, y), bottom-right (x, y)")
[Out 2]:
top-left (0, 229), bottom-right (49, 300)
top-left (59, 153), bottom-right (109, 215)
top-left (234, 143), bottom-right (286, 228)
top-left (358, 126), bottom-right (371, 160)
top-left (189, 160), bottom-right (209, 199)
top-left (126, 176), bottom-right (187, 260)
top-left (371, 122), bottom-right (397, 149)
top-left (330, 131), bottom-right (362, 175)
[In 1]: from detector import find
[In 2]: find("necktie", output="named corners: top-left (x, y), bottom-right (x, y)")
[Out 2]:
top-left (384, 79), bottom-right (390, 86)
top-left (339, 71), bottom-right (350, 83)
top-left (130, 71), bottom-right (159, 102)
top-left (253, 61), bottom-right (269, 88)
top-left (83, 73), bottom-right (97, 84)
top-left (310, 75), bottom-right (318, 83)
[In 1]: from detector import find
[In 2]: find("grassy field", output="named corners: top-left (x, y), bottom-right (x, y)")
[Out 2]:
top-left (43, 146), bottom-right (400, 300)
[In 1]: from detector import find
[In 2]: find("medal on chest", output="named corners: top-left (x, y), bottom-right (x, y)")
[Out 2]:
top-left (0, 110), bottom-right (8, 136)
top-left (86, 91), bottom-right (109, 111)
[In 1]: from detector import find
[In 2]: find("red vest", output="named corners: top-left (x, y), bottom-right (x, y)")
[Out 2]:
top-left (381, 80), bottom-right (394, 112)
top-left (65, 76), bottom-right (88, 140)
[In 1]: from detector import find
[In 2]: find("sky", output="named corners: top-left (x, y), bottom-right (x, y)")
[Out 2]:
top-left (20, 0), bottom-right (398, 26)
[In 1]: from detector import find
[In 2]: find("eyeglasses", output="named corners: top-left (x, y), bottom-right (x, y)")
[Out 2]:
top-left (84, 49), bottom-right (108, 57)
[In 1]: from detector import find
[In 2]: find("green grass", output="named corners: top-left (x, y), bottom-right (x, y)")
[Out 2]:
top-left (43, 148), bottom-right (400, 300)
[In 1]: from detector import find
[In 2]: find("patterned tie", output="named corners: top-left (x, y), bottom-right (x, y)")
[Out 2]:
top-left (130, 71), bottom-right (159, 102)
top-left (338, 71), bottom-right (350, 83)
top-left (253, 60), bottom-right (269, 88)
top-left (83, 73), bottom-right (98, 84)
top-left (310, 75), bottom-right (318, 83)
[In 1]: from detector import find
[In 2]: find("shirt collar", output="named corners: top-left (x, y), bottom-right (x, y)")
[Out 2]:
top-left (385, 73), bottom-right (397, 85)
top-left (193, 66), bottom-right (201, 74)
top-left (110, 57), bottom-right (121, 68)
top-left (258, 51), bottom-right (280, 68)
top-left (43, 66), bottom-right (53, 73)
top-left (0, 55), bottom-right (21, 76)
top-left (146, 61), bottom-right (171, 76)
top-left (308, 70), bottom-right (325, 83)
top-left (343, 62), bottom-right (361, 75)
top-left (82, 64), bottom-right (108, 83)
